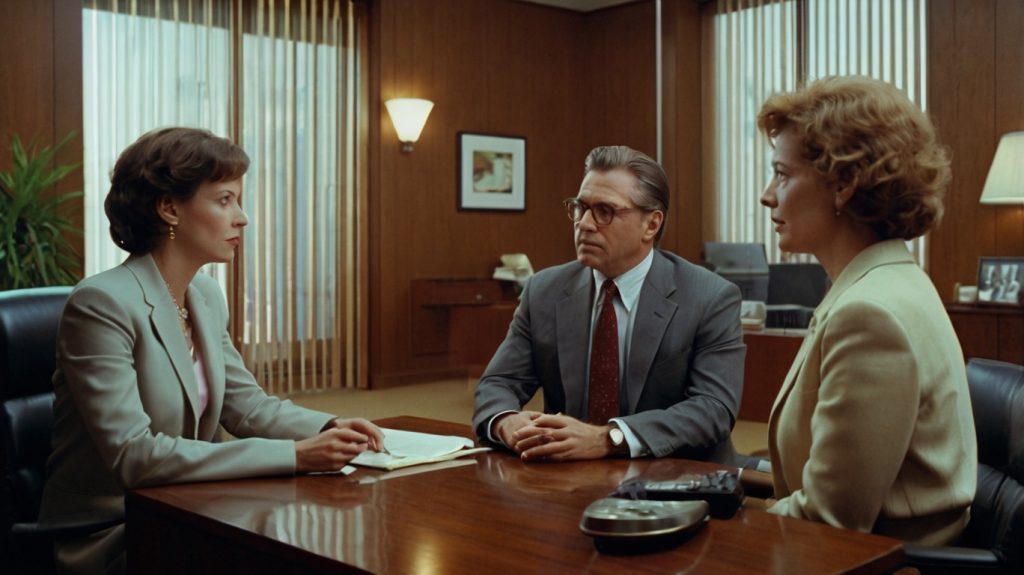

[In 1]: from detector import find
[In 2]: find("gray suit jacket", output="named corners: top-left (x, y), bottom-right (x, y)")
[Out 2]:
top-left (39, 254), bottom-right (334, 574)
top-left (472, 249), bottom-right (745, 460)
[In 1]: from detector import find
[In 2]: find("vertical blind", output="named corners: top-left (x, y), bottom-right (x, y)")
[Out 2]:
top-left (82, 0), bottom-right (364, 393)
top-left (706, 0), bottom-right (928, 265)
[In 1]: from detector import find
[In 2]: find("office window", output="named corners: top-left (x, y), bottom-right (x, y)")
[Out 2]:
top-left (82, 0), bottom-right (365, 392)
top-left (706, 0), bottom-right (927, 265)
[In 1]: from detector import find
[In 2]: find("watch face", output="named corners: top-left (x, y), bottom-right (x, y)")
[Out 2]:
top-left (609, 427), bottom-right (625, 446)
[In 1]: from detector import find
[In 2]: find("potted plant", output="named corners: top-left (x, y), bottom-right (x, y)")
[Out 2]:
top-left (0, 133), bottom-right (83, 289)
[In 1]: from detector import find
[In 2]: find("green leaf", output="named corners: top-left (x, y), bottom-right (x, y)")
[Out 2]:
top-left (0, 131), bottom-right (82, 289)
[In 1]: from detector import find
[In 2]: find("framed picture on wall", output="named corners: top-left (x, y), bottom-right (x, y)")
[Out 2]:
top-left (458, 132), bottom-right (526, 211)
top-left (977, 256), bottom-right (1024, 306)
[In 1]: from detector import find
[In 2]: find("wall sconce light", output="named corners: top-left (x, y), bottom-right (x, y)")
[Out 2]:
top-left (385, 98), bottom-right (434, 153)
top-left (980, 131), bottom-right (1024, 205)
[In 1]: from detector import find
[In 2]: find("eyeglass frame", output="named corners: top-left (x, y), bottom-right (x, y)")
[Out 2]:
top-left (562, 197), bottom-right (658, 226)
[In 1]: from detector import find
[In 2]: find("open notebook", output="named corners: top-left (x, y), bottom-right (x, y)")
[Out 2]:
top-left (350, 428), bottom-right (491, 471)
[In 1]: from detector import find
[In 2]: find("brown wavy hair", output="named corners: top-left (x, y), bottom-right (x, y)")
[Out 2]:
top-left (104, 127), bottom-right (250, 254)
top-left (757, 76), bottom-right (950, 240)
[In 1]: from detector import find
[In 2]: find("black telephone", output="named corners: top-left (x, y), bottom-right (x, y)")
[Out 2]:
top-left (609, 470), bottom-right (744, 519)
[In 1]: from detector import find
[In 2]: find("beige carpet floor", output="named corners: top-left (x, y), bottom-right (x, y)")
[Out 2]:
top-left (284, 379), bottom-right (769, 456)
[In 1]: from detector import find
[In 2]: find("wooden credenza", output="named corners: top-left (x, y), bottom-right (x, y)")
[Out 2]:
top-left (410, 278), bottom-right (518, 377)
top-left (945, 303), bottom-right (1024, 365)
top-left (740, 330), bottom-right (804, 422)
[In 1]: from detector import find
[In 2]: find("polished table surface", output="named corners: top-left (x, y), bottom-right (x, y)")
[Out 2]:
top-left (126, 416), bottom-right (905, 574)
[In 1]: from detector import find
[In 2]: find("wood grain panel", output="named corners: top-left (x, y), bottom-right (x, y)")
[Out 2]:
top-left (660, 1), bottom-right (703, 261)
top-left (53, 0), bottom-right (85, 260)
top-left (946, 304), bottom-right (1024, 365)
top-left (0, 0), bottom-right (85, 272)
top-left (928, 0), bottom-right (1024, 300)
top-left (581, 3), bottom-right (657, 154)
top-left (741, 332), bottom-right (803, 422)
top-left (371, 0), bottom-right (586, 385)
top-left (993, 0), bottom-right (1024, 259)
top-left (369, 0), bottom-right (662, 385)
top-left (0, 0), bottom-right (55, 162)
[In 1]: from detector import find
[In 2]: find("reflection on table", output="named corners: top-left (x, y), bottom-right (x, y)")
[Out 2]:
top-left (126, 416), bottom-right (905, 574)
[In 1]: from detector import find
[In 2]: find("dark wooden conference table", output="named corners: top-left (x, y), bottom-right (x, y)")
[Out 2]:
top-left (125, 416), bottom-right (905, 574)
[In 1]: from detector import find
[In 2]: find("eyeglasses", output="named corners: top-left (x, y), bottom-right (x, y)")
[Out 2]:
top-left (563, 198), bottom-right (647, 226)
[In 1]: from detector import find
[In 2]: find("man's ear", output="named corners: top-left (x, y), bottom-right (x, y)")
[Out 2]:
top-left (643, 210), bottom-right (664, 243)
top-left (156, 196), bottom-right (179, 226)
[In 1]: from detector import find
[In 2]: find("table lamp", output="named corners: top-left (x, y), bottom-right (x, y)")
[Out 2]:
top-left (980, 131), bottom-right (1024, 206)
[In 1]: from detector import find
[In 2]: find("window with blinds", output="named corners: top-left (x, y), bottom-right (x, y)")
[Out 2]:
top-left (82, 0), bottom-right (365, 392)
top-left (706, 0), bottom-right (928, 265)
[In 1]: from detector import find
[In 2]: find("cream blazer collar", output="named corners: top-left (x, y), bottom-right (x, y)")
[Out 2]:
top-left (771, 239), bottom-right (915, 414)
top-left (812, 239), bottom-right (915, 325)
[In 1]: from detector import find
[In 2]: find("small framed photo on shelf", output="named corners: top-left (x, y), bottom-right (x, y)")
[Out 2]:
top-left (458, 132), bottom-right (526, 212)
top-left (977, 256), bottom-right (1024, 306)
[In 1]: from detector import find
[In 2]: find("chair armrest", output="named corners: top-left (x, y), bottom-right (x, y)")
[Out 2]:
top-left (903, 543), bottom-right (1003, 572)
top-left (11, 512), bottom-right (123, 540)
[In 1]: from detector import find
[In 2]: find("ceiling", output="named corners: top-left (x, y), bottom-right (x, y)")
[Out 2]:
top-left (518, 0), bottom-right (641, 13)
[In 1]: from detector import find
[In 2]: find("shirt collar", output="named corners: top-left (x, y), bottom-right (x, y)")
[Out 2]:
top-left (592, 249), bottom-right (654, 312)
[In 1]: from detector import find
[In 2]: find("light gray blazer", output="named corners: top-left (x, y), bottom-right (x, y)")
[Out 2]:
top-left (473, 249), bottom-right (746, 461)
top-left (39, 254), bottom-right (333, 574)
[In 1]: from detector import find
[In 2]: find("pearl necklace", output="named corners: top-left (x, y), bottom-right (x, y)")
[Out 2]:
top-left (166, 282), bottom-right (191, 329)
top-left (166, 283), bottom-right (188, 320)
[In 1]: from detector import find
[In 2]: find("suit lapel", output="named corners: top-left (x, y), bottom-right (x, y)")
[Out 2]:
top-left (625, 251), bottom-right (676, 414)
top-left (556, 267), bottom-right (594, 419)
top-left (769, 316), bottom-right (816, 418)
top-left (125, 255), bottom-right (202, 431)
top-left (767, 240), bottom-right (915, 436)
top-left (189, 283), bottom-right (225, 440)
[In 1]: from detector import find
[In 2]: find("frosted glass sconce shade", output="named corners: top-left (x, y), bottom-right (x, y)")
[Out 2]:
top-left (385, 98), bottom-right (434, 152)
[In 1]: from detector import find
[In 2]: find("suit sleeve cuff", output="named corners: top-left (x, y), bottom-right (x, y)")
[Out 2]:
top-left (486, 410), bottom-right (519, 446)
top-left (610, 418), bottom-right (647, 458)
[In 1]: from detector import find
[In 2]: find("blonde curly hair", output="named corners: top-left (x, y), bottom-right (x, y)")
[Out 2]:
top-left (757, 75), bottom-right (950, 240)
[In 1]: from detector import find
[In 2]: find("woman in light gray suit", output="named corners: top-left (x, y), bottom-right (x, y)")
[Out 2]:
top-left (757, 77), bottom-right (977, 545)
top-left (39, 127), bottom-right (384, 574)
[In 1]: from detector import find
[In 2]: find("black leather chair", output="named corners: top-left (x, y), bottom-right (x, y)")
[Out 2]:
top-left (0, 287), bottom-right (119, 574)
top-left (904, 357), bottom-right (1024, 574)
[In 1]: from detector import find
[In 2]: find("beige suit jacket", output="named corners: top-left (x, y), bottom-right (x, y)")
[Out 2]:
top-left (39, 254), bottom-right (334, 574)
top-left (767, 240), bottom-right (977, 545)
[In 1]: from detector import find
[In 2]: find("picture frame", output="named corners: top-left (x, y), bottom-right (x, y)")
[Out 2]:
top-left (977, 256), bottom-right (1024, 306)
top-left (458, 132), bottom-right (526, 212)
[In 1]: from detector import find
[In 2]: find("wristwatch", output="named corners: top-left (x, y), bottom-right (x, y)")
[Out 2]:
top-left (607, 425), bottom-right (628, 456)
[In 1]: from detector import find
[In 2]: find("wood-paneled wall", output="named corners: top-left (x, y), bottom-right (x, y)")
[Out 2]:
top-left (7, 0), bottom-right (1015, 386)
top-left (368, 0), bottom-right (699, 385)
top-left (0, 0), bottom-right (84, 258)
top-left (927, 0), bottom-right (1024, 298)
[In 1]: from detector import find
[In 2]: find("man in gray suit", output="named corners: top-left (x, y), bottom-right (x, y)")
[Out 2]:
top-left (473, 146), bottom-right (745, 462)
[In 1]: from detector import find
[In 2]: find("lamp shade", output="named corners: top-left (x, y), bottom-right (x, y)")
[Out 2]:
top-left (980, 131), bottom-right (1024, 205)
top-left (385, 98), bottom-right (434, 149)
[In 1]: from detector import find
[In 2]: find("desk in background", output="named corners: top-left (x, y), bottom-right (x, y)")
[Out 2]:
top-left (945, 303), bottom-right (1024, 365)
top-left (410, 278), bottom-right (517, 379)
top-left (740, 329), bottom-right (804, 422)
top-left (126, 416), bottom-right (905, 574)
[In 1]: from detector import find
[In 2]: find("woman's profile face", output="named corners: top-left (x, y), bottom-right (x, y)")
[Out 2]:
top-left (760, 127), bottom-right (835, 255)
top-left (173, 178), bottom-right (248, 266)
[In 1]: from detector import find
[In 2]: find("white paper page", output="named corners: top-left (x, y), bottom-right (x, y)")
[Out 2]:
top-left (350, 428), bottom-right (481, 470)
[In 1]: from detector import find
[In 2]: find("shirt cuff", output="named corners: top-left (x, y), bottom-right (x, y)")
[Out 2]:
top-left (609, 418), bottom-right (647, 458)
top-left (486, 410), bottom-right (519, 446)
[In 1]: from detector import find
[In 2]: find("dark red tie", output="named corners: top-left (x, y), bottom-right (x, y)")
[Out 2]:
top-left (588, 280), bottom-right (620, 424)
